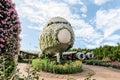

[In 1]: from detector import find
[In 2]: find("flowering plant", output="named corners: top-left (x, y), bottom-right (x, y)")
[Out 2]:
top-left (0, 0), bottom-right (21, 59)
top-left (108, 62), bottom-right (120, 69)
top-left (0, 0), bottom-right (21, 79)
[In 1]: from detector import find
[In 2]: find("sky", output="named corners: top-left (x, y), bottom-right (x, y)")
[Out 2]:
top-left (12, 0), bottom-right (120, 50)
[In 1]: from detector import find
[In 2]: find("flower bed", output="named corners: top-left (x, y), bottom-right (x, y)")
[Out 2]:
top-left (108, 62), bottom-right (120, 69)
top-left (32, 58), bottom-right (83, 74)
top-left (84, 60), bottom-right (120, 69)
top-left (83, 60), bottom-right (111, 65)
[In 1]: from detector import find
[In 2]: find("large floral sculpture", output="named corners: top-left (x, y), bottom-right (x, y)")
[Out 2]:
top-left (39, 17), bottom-right (74, 61)
top-left (0, 0), bottom-right (21, 78)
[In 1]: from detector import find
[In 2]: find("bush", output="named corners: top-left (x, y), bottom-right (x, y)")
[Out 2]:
top-left (108, 62), bottom-right (120, 69)
top-left (84, 60), bottom-right (120, 69)
top-left (32, 58), bottom-right (83, 74)
top-left (0, 58), bottom-right (15, 79)
top-left (32, 59), bottom-right (41, 71)
top-left (84, 60), bottom-right (111, 65)
top-left (0, 0), bottom-right (21, 79)
top-left (0, 0), bottom-right (21, 57)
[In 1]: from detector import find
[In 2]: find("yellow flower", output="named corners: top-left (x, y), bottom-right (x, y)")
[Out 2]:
top-left (75, 60), bottom-right (82, 65)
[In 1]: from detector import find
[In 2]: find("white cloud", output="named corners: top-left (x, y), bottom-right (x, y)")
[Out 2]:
top-left (103, 42), bottom-right (117, 46)
top-left (93, 0), bottom-right (112, 5)
top-left (63, 0), bottom-right (87, 13)
top-left (95, 8), bottom-right (120, 46)
top-left (63, 0), bottom-right (79, 5)
top-left (13, 0), bottom-right (120, 49)
top-left (15, 0), bottom-right (88, 24)
top-left (86, 45), bottom-right (99, 49)
top-left (106, 35), bottom-right (120, 41)
top-left (14, 0), bottom-right (89, 32)
top-left (63, 0), bottom-right (85, 5)
top-left (80, 6), bottom-right (87, 13)
top-left (27, 25), bottom-right (43, 31)
top-left (81, 14), bottom-right (87, 18)
top-left (74, 21), bottom-right (103, 48)
top-left (75, 27), bottom-right (94, 37)
top-left (14, 0), bottom-right (102, 48)
top-left (16, 0), bottom-right (72, 23)
top-left (96, 8), bottom-right (120, 38)
top-left (79, 8), bottom-right (120, 47)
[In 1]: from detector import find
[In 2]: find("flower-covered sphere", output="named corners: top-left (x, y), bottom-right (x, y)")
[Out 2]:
top-left (39, 17), bottom-right (74, 56)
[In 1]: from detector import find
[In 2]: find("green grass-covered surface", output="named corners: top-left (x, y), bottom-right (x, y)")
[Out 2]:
top-left (32, 58), bottom-right (83, 74)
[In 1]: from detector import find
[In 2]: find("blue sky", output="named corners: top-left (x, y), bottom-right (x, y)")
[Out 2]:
top-left (13, 0), bottom-right (120, 50)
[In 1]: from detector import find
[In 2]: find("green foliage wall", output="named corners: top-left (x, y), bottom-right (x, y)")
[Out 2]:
top-left (93, 44), bottom-right (120, 61)
top-left (69, 43), bottom-right (120, 61)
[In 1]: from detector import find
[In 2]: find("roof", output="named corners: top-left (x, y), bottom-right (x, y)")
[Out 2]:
top-left (20, 50), bottom-right (40, 55)
top-left (62, 51), bottom-right (77, 55)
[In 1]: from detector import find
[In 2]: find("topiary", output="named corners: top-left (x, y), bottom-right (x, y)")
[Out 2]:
top-left (0, 0), bottom-right (21, 79)
top-left (39, 17), bottom-right (74, 56)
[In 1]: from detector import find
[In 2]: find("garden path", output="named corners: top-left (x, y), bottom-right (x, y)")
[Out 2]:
top-left (17, 63), bottom-right (120, 80)
top-left (17, 63), bottom-right (30, 78)
top-left (87, 64), bottom-right (120, 80)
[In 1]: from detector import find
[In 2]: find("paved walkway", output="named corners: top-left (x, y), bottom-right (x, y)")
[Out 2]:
top-left (17, 63), bottom-right (120, 80)
top-left (17, 63), bottom-right (29, 78)
top-left (87, 65), bottom-right (120, 80)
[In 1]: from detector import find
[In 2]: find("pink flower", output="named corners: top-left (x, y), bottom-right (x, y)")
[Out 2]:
top-left (0, 44), bottom-right (4, 48)
top-left (0, 0), bottom-right (21, 57)
top-left (8, 8), bottom-right (14, 12)
top-left (0, 3), bottom-right (2, 6)
top-left (2, 20), bottom-right (6, 24)
top-left (10, 35), bottom-right (13, 38)
top-left (10, 27), bottom-right (13, 31)
top-left (0, 38), bottom-right (5, 42)
top-left (0, 14), bottom-right (3, 17)
top-left (0, 28), bottom-right (3, 31)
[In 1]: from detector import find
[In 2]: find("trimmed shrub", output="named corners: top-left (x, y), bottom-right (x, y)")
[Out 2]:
top-left (84, 60), bottom-right (111, 65)
top-left (84, 60), bottom-right (120, 69)
top-left (32, 58), bottom-right (83, 74)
